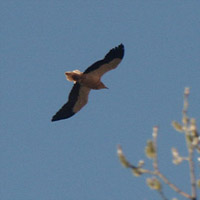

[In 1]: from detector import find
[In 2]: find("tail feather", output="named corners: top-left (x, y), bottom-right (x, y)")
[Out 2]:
top-left (65, 70), bottom-right (83, 82)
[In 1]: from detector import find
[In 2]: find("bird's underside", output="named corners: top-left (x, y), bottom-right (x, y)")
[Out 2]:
top-left (65, 70), bottom-right (108, 90)
top-left (51, 43), bottom-right (124, 121)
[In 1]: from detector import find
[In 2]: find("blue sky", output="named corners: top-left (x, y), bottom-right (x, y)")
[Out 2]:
top-left (1, 1), bottom-right (200, 200)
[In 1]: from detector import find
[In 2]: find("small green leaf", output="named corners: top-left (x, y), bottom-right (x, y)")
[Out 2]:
top-left (171, 148), bottom-right (183, 165)
top-left (145, 140), bottom-right (156, 159)
top-left (117, 145), bottom-right (130, 168)
top-left (146, 177), bottom-right (162, 190)
top-left (197, 179), bottom-right (200, 188)
top-left (172, 121), bottom-right (183, 132)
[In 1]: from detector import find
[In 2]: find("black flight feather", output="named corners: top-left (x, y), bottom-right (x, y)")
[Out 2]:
top-left (84, 44), bottom-right (124, 74)
top-left (51, 83), bottom-right (81, 121)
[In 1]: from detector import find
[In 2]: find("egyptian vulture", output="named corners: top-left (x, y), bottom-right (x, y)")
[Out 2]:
top-left (51, 44), bottom-right (124, 121)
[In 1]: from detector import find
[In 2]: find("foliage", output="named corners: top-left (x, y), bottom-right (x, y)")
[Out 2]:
top-left (117, 88), bottom-right (200, 200)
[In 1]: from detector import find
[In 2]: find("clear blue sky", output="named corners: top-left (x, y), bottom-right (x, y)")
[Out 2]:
top-left (1, 1), bottom-right (200, 200)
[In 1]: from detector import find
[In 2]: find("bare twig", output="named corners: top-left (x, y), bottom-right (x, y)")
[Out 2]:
top-left (183, 88), bottom-right (197, 200)
top-left (151, 126), bottom-right (192, 199)
top-left (156, 171), bottom-right (192, 199)
top-left (158, 189), bottom-right (168, 200)
top-left (188, 147), bottom-right (197, 200)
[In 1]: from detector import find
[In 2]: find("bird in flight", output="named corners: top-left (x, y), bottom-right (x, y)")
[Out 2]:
top-left (51, 44), bottom-right (124, 121)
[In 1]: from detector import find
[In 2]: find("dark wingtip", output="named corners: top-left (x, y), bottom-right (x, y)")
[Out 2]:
top-left (51, 83), bottom-right (80, 122)
top-left (51, 117), bottom-right (56, 122)
top-left (51, 113), bottom-right (75, 122)
top-left (104, 43), bottom-right (124, 61)
top-left (51, 115), bottom-right (58, 122)
top-left (118, 43), bottom-right (124, 58)
top-left (51, 113), bottom-right (60, 122)
top-left (83, 43), bottom-right (125, 74)
top-left (119, 43), bottom-right (124, 48)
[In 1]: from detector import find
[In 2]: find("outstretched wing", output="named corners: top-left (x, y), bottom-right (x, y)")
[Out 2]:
top-left (51, 83), bottom-right (91, 121)
top-left (84, 44), bottom-right (124, 77)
